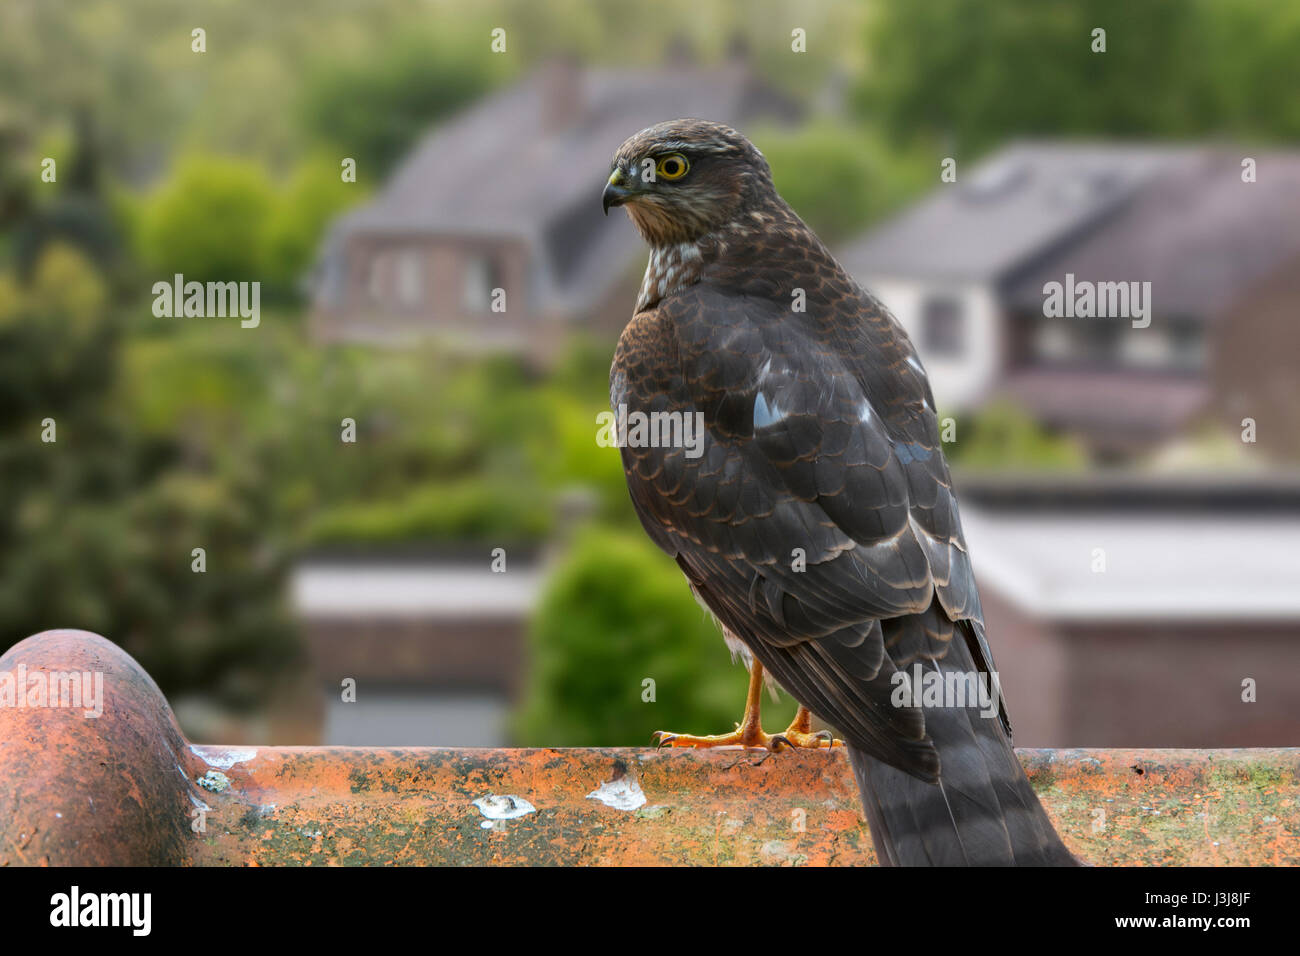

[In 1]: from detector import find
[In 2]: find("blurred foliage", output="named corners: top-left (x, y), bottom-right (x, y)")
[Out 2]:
top-left (130, 151), bottom-right (366, 301)
top-left (299, 25), bottom-right (511, 180)
top-left (756, 121), bottom-right (932, 243)
top-left (3, 111), bottom-right (124, 282)
top-left (0, 0), bottom-right (869, 176)
top-left (0, 246), bottom-right (300, 710)
top-left (263, 155), bottom-right (365, 292)
top-left (138, 155), bottom-right (276, 282)
top-left (944, 400), bottom-right (1088, 471)
top-left (305, 478), bottom-right (553, 546)
top-left (0, 244), bottom-right (114, 413)
top-left (114, 326), bottom-right (628, 551)
top-left (1146, 421), bottom-right (1266, 473)
top-left (861, 0), bottom-right (1300, 152)
top-left (512, 527), bottom-right (798, 746)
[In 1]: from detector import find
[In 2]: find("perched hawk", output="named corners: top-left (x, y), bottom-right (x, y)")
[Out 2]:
top-left (604, 119), bottom-right (1077, 866)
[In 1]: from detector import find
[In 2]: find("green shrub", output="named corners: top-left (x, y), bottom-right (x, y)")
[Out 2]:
top-left (304, 477), bottom-right (553, 546)
top-left (944, 400), bottom-right (1088, 471)
top-left (263, 155), bottom-right (367, 294)
top-left (138, 155), bottom-right (275, 281)
top-left (512, 527), bottom-right (799, 746)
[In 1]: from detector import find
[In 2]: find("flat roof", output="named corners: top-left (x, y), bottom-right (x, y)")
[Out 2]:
top-left (290, 562), bottom-right (544, 618)
top-left (289, 502), bottom-right (1300, 624)
top-left (960, 505), bottom-right (1300, 621)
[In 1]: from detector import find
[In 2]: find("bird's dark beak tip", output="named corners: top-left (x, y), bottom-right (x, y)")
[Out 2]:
top-left (602, 183), bottom-right (630, 216)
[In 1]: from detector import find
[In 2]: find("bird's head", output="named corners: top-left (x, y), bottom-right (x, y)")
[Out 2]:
top-left (603, 119), bottom-right (774, 246)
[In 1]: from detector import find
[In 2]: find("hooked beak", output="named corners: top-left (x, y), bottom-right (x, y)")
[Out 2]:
top-left (602, 167), bottom-right (634, 215)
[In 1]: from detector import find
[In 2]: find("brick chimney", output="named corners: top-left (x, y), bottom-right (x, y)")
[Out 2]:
top-left (538, 56), bottom-right (584, 130)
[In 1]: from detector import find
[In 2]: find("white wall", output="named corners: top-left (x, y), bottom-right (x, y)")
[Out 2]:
top-left (858, 275), bottom-right (1003, 411)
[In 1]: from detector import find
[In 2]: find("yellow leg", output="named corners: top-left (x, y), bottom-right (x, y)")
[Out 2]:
top-left (653, 662), bottom-right (844, 751)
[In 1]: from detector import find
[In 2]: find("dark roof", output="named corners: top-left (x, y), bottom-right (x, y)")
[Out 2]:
top-left (1002, 150), bottom-right (1300, 317)
top-left (313, 61), bottom-right (799, 315)
top-left (840, 141), bottom-right (1188, 282)
top-left (841, 142), bottom-right (1300, 318)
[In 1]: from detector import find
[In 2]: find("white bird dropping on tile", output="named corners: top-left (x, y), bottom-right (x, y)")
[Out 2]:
top-left (473, 794), bottom-right (537, 821)
top-left (586, 776), bottom-right (647, 811)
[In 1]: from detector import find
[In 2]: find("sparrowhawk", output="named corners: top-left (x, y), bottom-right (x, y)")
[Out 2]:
top-left (603, 119), bottom-right (1077, 866)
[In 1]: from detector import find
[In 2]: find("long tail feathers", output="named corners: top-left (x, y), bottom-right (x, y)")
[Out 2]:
top-left (849, 658), bottom-right (1079, 866)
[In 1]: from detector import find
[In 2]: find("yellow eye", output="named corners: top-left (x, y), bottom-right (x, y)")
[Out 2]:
top-left (656, 153), bottom-right (689, 181)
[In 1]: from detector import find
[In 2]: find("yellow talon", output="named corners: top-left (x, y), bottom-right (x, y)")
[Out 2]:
top-left (653, 662), bottom-right (844, 751)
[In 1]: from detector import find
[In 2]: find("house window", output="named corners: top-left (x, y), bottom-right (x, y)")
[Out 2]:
top-left (394, 249), bottom-right (424, 307)
top-left (1036, 320), bottom-right (1073, 362)
top-left (462, 254), bottom-right (501, 313)
top-left (1168, 321), bottom-right (1206, 370)
top-left (367, 252), bottom-right (387, 303)
top-left (1081, 322), bottom-right (1122, 363)
top-left (1120, 328), bottom-right (1172, 367)
top-left (922, 295), bottom-right (965, 357)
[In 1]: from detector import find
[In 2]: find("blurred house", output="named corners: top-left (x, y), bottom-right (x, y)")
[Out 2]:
top-left (841, 143), bottom-right (1300, 459)
top-left (308, 55), bottom-right (799, 356)
top-left (956, 474), bottom-right (1300, 748)
top-left (289, 553), bottom-right (544, 745)
top-left (1211, 253), bottom-right (1300, 461)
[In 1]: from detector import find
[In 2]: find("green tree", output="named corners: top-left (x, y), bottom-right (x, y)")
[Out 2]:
top-left (0, 245), bottom-right (300, 715)
top-left (299, 25), bottom-right (509, 180)
top-left (263, 154), bottom-right (367, 296)
top-left (6, 111), bottom-right (123, 283)
top-left (860, 0), bottom-right (1300, 152)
